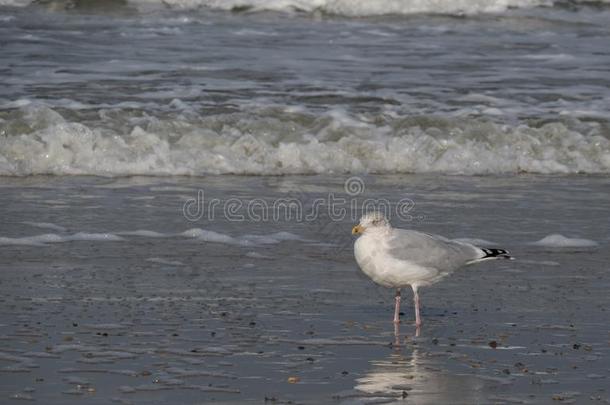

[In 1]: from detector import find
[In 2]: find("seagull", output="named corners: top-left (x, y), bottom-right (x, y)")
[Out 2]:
top-left (352, 211), bottom-right (511, 328)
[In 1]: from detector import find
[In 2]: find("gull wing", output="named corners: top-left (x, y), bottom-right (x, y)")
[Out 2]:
top-left (386, 228), bottom-right (483, 272)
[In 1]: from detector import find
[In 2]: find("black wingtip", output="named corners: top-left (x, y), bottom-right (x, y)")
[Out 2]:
top-left (481, 248), bottom-right (513, 260)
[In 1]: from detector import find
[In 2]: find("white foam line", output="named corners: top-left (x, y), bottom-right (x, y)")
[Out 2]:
top-left (0, 233), bottom-right (124, 246)
top-left (117, 230), bottom-right (168, 238)
top-left (1, 227), bottom-right (305, 247)
top-left (528, 234), bottom-right (598, 248)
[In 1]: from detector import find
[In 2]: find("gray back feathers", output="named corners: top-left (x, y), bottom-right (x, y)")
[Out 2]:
top-left (387, 228), bottom-right (482, 272)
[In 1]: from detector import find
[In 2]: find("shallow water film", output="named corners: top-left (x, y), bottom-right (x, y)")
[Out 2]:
top-left (1, 175), bottom-right (608, 404)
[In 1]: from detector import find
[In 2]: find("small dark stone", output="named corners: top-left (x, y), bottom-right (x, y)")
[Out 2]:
top-left (298, 346), bottom-right (305, 350)
top-left (572, 343), bottom-right (580, 350)
top-left (341, 371), bottom-right (349, 375)
top-left (102, 332), bottom-right (108, 337)
top-left (503, 369), bottom-right (511, 375)
top-left (402, 391), bottom-right (409, 398)
top-left (221, 312), bottom-right (227, 317)
top-left (249, 322), bottom-right (256, 326)
top-left (172, 333), bottom-right (179, 337)
top-left (431, 338), bottom-right (439, 345)
top-left (306, 357), bottom-right (314, 362)
top-left (72, 323), bottom-right (78, 327)
top-left (488, 340), bottom-right (498, 349)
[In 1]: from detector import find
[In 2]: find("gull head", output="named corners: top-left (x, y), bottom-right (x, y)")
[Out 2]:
top-left (352, 211), bottom-right (391, 235)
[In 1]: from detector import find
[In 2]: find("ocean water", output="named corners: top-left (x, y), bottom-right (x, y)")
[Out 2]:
top-left (2, 0), bottom-right (610, 175)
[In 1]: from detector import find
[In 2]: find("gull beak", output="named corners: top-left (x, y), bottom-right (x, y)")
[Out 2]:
top-left (352, 224), bottom-right (364, 235)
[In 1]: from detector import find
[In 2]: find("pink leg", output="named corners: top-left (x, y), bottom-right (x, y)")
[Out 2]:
top-left (413, 286), bottom-right (422, 328)
top-left (393, 289), bottom-right (401, 324)
top-left (393, 320), bottom-right (401, 346)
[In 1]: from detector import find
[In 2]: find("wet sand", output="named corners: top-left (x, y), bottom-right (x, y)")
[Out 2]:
top-left (0, 175), bottom-right (608, 404)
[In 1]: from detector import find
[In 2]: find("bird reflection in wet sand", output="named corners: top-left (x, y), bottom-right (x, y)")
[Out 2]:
top-left (354, 345), bottom-right (487, 404)
top-left (392, 316), bottom-right (416, 346)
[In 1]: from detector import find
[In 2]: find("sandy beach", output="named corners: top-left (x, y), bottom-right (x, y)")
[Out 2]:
top-left (1, 174), bottom-right (608, 404)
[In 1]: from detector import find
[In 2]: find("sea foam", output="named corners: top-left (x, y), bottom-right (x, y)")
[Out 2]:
top-left (7, 0), bottom-right (607, 15)
top-left (0, 227), bottom-right (303, 247)
top-left (128, 0), bottom-right (552, 15)
top-left (0, 232), bottom-right (124, 246)
top-left (529, 234), bottom-right (599, 248)
top-left (1, 105), bottom-right (609, 176)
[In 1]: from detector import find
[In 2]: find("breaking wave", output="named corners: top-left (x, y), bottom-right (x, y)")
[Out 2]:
top-left (1, 104), bottom-right (609, 176)
top-left (3, 0), bottom-right (610, 15)
top-left (133, 0), bottom-right (552, 15)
